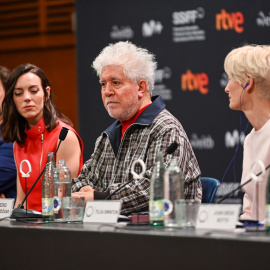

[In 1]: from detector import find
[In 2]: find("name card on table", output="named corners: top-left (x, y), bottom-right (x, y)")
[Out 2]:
top-left (0, 199), bottom-right (14, 219)
top-left (83, 200), bottom-right (122, 223)
top-left (196, 204), bottom-right (241, 231)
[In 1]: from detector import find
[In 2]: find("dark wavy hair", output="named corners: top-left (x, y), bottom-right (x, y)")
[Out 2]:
top-left (0, 66), bottom-right (11, 90)
top-left (1, 63), bottom-right (72, 145)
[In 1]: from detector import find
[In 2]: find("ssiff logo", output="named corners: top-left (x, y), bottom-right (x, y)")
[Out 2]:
top-left (153, 67), bottom-right (173, 100)
top-left (216, 9), bottom-right (244, 33)
top-left (181, 70), bottom-right (209, 94)
top-left (172, 7), bottom-right (205, 25)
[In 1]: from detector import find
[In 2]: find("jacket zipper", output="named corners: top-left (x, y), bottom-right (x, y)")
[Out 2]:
top-left (40, 133), bottom-right (44, 173)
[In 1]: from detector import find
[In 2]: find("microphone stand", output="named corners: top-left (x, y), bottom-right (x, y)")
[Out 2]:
top-left (11, 167), bottom-right (46, 219)
top-left (217, 163), bottom-right (270, 204)
top-left (25, 177), bottom-right (28, 218)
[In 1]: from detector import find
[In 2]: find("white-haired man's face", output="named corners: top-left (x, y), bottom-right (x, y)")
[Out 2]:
top-left (100, 65), bottom-right (142, 122)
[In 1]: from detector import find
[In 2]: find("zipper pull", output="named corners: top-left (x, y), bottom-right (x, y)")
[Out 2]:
top-left (41, 133), bottom-right (44, 144)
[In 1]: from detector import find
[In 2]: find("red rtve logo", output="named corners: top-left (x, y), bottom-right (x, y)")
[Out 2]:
top-left (216, 9), bottom-right (244, 33)
top-left (181, 69), bottom-right (209, 95)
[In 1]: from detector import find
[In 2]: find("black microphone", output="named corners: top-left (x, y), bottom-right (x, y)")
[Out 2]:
top-left (164, 142), bottom-right (179, 157)
top-left (105, 141), bottom-right (179, 200)
top-left (217, 163), bottom-right (270, 204)
top-left (10, 127), bottom-right (69, 219)
top-left (56, 127), bottom-right (69, 147)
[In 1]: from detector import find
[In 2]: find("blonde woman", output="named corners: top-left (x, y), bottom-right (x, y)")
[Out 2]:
top-left (224, 44), bottom-right (270, 222)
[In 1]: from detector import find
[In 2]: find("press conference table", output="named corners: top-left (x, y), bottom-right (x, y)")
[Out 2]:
top-left (0, 219), bottom-right (269, 270)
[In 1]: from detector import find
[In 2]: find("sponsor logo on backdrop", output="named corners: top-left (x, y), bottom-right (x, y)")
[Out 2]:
top-left (225, 129), bottom-right (245, 148)
top-left (220, 72), bottom-right (228, 88)
top-left (142, 20), bottom-right (163, 37)
top-left (190, 133), bottom-right (215, 150)
top-left (181, 69), bottom-right (209, 94)
top-left (172, 7), bottom-right (206, 43)
top-left (256, 11), bottom-right (270, 27)
top-left (153, 67), bottom-right (172, 100)
top-left (216, 9), bottom-right (244, 33)
top-left (110, 25), bottom-right (134, 39)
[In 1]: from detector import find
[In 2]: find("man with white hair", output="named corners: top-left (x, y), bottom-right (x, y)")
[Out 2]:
top-left (72, 41), bottom-right (201, 215)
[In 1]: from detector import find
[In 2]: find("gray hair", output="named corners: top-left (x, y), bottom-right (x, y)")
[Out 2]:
top-left (92, 41), bottom-right (157, 93)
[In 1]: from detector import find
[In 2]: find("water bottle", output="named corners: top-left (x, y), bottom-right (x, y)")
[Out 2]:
top-left (54, 160), bottom-right (72, 222)
top-left (164, 159), bottom-right (184, 227)
top-left (265, 172), bottom-right (270, 232)
top-left (149, 152), bottom-right (165, 226)
top-left (42, 152), bottom-right (57, 221)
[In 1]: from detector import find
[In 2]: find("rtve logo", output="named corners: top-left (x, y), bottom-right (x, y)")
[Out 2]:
top-left (216, 9), bottom-right (244, 33)
top-left (181, 69), bottom-right (209, 94)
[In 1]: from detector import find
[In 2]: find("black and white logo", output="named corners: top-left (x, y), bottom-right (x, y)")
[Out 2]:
top-left (142, 20), bottom-right (163, 37)
top-left (256, 11), bottom-right (270, 27)
top-left (172, 7), bottom-right (206, 43)
top-left (110, 25), bottom-right (134, 40)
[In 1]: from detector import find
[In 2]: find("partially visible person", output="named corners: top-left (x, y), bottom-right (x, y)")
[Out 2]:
top-left (224, 44), bottom-right (270, 222)
top-left (72, 41), bottom-right (202, 215)
top-left (1, 63), bottom-right (84, 212)
top-left (0, 66), bottom-right (16, 199)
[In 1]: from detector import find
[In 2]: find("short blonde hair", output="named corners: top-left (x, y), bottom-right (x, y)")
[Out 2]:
top-left (92, 41), bottom-right (157, 93)
top-left (224, 44), bottom-right (270, 99)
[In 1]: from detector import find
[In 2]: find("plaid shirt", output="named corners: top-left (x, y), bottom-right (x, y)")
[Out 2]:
top-left (72, 96), bottom-right (201, 215)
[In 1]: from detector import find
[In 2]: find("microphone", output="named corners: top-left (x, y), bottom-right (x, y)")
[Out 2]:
top-left (10, 127), bottom-right (69, 219)
top-left (105, 142), bottom-right (179, 200)
top-left (164, 142), bottom-right (179, 157)
top-left (55, 127), bottom-right (69, 155)
top-left (217, 161), bottom-right (269, 204)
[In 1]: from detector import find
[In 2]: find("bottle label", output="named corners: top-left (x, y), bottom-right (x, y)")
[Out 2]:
top-left (164, 199), bottom-right (173, 216)
top-left (266, 204), bottom-right (270, 227)
top-left (53, 196), bottom-right (62, 212)
top-left (150, 200), bottom-right (164, 220)
top-left (42, 198), bottom-right (54, 216)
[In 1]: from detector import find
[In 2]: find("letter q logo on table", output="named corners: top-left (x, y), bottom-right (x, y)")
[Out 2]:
top-left (86, 205), bottom-right (95, 217)
top-left (198, 211), bottom-right (208, 223)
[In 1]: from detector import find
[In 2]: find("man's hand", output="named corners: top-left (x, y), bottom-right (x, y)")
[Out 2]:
top-left (79, 185), bottom-right (93, 192)
top-left (72, 185), bottom-right (95, 202)
top-left (0, 193), bottom-right (5, 199)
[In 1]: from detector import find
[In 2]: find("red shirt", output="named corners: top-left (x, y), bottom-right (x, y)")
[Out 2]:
top-left (14, 117), bottom-right (84, 212)
top-left (121, 104), bottom-right (151, 140)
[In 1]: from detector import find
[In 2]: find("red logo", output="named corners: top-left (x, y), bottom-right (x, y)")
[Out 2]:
top-left (216, 9), bottom-right (244, 33)
top-left (181, 70), bottom-right (209, 95)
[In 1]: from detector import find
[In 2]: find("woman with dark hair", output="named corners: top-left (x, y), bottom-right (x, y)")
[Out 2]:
top-left (1, 63), bottom-right (84, 212)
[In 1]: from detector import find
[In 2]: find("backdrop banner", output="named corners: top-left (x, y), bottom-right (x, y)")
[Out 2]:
top-left (75, 0), bottom-right (270, 204)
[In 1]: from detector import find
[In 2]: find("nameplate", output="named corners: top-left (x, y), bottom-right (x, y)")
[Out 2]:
top-left (83, 200), bottom-right (122, 223)
top-left (0, 199), bottom-right (14, 219)
top-left (196, 204), bottom-right (241, 231)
